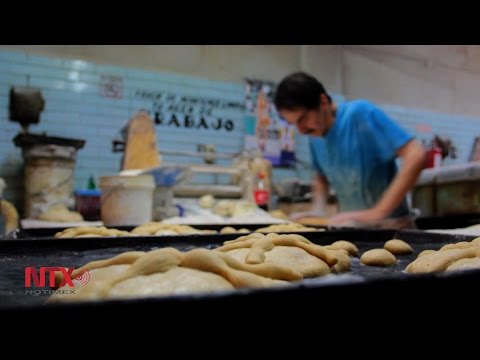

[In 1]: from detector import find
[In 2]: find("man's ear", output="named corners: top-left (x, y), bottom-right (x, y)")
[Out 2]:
top-left (319, 93), bottom-right (329, 109)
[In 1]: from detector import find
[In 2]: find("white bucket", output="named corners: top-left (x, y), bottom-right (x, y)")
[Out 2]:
top-left (100, 175), bottom-right (155, 226)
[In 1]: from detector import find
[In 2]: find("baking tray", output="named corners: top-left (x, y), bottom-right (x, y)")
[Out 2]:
top-left (0, 229), bottom-right (478, 316)
top-left (9, 223), bottom-right (330, 239)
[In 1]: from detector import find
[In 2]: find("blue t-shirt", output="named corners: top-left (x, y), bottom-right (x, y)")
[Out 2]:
top-left (309, 99), bottom-right (413, 218)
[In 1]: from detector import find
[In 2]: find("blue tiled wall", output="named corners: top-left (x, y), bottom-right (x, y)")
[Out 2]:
top-left (0, 50), bottom-right (251, 209)
top-left (1, 49), bottom-right (479, 211)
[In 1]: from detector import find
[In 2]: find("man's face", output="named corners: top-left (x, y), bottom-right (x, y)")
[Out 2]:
top-left (279, 94), bottom-right (332, 137)
top-left (280, 107), bottom-right (328, 137)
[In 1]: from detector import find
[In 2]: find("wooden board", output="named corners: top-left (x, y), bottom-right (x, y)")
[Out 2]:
top-left (297, 216), bottom-right (330, 226)
top-left (122, 111), bottom-right (161, 170)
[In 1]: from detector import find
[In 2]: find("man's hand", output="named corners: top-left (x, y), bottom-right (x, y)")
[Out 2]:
top-left (328, 208), bottom-right (387, 226)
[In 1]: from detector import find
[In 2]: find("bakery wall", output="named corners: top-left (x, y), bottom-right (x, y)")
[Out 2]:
top-left (0, 45), bottom-right (302, 85)
top-left (342, 45), bottom-right (480, 117)
top-left (341, 45), bottom-right (480, 165)
top-left (0, 47), bottom-right (328, 211)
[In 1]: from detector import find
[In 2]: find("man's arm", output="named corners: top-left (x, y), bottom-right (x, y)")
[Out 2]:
top-left (290, 173), bottom-right (329, 221)
top-left (329, 139), bottom-right (425, 225)
top-left (373, 139), bottom-right (426, 217)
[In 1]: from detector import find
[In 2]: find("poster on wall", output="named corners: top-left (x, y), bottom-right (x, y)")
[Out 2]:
top-left (243, 78), bottom-right (296, 167)
top-left (100, 74), bottom-right (123, 99)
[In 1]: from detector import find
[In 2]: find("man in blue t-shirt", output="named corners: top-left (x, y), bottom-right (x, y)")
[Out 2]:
top-left (274, 72), bottom-right (426, 228)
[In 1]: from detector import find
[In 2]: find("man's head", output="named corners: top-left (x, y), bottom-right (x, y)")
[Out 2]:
top-left (274, 72), bottom-right (334, 137)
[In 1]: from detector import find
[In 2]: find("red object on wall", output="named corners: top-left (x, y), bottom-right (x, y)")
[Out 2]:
top-left (425, 146), bottom-right (442, 168)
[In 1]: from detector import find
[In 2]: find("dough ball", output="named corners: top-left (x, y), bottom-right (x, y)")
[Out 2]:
top-left (199, 194), bottom-right (215, 209)
top-left (220, 226), bottom-right (238, 234)
top-left (384, 239), bottom-right (413, 255)
top-left (360, 249), bottom-right (396, 267)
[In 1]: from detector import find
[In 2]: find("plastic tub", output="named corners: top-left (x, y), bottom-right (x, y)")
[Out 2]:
top-left (100, 175), bottom-right (155, 226)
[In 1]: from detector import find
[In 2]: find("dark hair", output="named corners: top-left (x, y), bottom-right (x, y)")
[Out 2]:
top-left (274, 72), bottom-right (331, 110)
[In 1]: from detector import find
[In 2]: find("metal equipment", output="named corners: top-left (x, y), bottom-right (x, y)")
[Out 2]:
top-left (8, 86), bottom-right (85, 218)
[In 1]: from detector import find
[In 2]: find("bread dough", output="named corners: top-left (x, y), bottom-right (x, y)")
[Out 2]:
top-left (330, 250), bottom-right (352, 273)
top-left (38, 203), bottom-right (84, 222)
top-left (181, 249), bottom-right (294, 286)
top-left (446, 257), bottom-right (480, 272)
top-left (53, 250), bottom-right (152, 287)
top-left (154, 229), bottom-right (178, 236)
top-left (405, 247), bottom-right (477, 273)
top-left (220, 226), bottom-right (237, 234)
top-left (256, 223), bottom-right (320, 233)
top-left (1, 199), bottom-right (19, 234)
top-left (49, 247), bottom-right (184, 303)
top-left (418, 250), bottom-right (436, 257)
top-left (360, 249), bottom-right (396, 266)
top-left (327, 240), bottom-right (359, 257)
top-left (266, 246), bottom-right (331, 277)
top-left (131, 222), bottom-right (216, 235)
top-left (270, 210), bottom-right (289, 220)
top-left (225, 248), bottom-right (253, 263)
top-left (440, 242), bottom-right (474, 251)
top-left (471, 237), bottom-right (480, 246)
top-left (232, 201), bottom-right (257, 217)
top-left (220, 227), bottom-right (250, 234)
top-left (48, 246), bottom-right (291, 303)
top-left (110, 267), bottom-right (234, 298)
top-left (213, 200), bottom-right (236, 217)
top-left (225, 246), bottom-right (331, 277)
top-left (217, 232), bottom-right (348, 277)
top-left (384, 239), bottom-right (413, 255)
top-left (217, 233), bottom-right (339, 268)
top-left (199, 194), bottom-right (215, 209)
top-left (55, 226), bottom-right (132, 238)
top-left (49, 264), bottom-right (130, 302)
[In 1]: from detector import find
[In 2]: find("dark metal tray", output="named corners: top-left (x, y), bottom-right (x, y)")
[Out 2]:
top-left (0, 229), bottom-right (478, 315)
